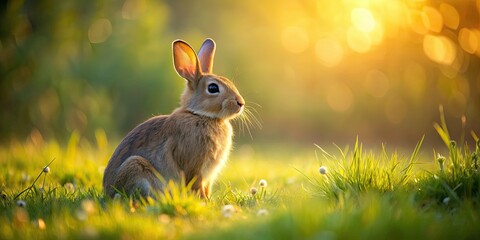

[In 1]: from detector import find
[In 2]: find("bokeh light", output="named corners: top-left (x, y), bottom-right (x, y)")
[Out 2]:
top-left (351, 8), bottom-right (376, 33)
top-left (423, 34), bottom-right (456, 65)
top-left (88, 19), bottom-right (112, 44)
top-left (347, 27), bottom-right (372, 53)
top-left (422, 6), bottom-right (443, 33)
top-left (314, 37), bottom-right (344, 67)
top-left (458, 28), bottom-right (480, 54)
top-left (439, 3), bottom-right (459, 30)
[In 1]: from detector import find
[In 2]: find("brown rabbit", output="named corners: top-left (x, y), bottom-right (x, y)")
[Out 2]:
top-left (103, 38), bottom-right (245, 198)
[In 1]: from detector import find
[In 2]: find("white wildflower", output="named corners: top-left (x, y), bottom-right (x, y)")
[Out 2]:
top-left (16, 200), bottom-right (26, 208)
top-left (257, 208), bottom-right (269, 216)
top-left (259, 179), bottom-right (267, 188)
top-left (221, 204), bottom-right (235, 218)
top-left (319, 166), bottom-right (328, 175)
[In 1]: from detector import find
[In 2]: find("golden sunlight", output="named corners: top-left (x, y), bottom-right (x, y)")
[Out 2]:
top-left (439, 3), bottom-right (459, 30)
top-left (458, 28), bottom-right (480, 54)
top-left (347, 27), bottom-right (372, 53)
top-left (314, 37), bottom-right (344, 67)
top-left (422, 6), bottom-right (443, 33)
top-left (282, 26), bottom-right (310, 53)
top-left (351, 8), bottom-right (376, 33)
top-left (423, 34), bottom-right (456, 65)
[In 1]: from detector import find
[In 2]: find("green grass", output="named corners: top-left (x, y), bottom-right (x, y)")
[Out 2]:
top-left (1, 125), bottom-right (480, 239)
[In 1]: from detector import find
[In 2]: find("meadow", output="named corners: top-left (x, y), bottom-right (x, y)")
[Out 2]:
top-left (1, 117), bottom-right (479, 240)
top-left (2, 1), bottom-right (480, 239)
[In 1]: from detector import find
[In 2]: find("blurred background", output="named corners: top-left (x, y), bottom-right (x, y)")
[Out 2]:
top-left (1, 0), bottom-right (479, 149)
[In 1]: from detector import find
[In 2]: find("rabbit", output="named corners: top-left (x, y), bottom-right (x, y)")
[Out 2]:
top-left (103, 38), bottom-right (245, 198)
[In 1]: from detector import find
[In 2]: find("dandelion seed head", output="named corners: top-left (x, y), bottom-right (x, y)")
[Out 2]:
top-left (319, 166), bottom-right (328, 175)
top-left (259, 179), bottom-right (267, 188)
top-left (16, 200), bottom-right (26, 208)
top-left (43, 166), bottom-right (50, 173)
top-left (250, 187), bottom-right (258, 195)
top-left (221, 204), bottom-right (235, 218)
top-left (257, 208), bottom-right (269, 216)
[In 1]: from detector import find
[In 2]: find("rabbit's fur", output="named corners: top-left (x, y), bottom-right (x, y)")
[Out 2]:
top-left (103, 39), bottom-right (245, 198)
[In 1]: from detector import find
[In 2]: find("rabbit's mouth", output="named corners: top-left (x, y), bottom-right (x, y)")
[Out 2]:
top-left (221, 98), bottom-right (244, 120)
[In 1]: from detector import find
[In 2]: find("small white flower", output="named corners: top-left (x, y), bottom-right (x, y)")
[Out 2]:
top-left (259, 179), bottom-right (268, 188)
top-left (257, 208), bottom-right (269, 216)
top-left (443, 197), bottom-right (450, 205)
top-left (319, 166), bottom-right (328, 175)
top-left (250, 187), bottom-right (258, 195)
top-left (43, 166), bottom-right (50, 173)
top-left (16, 200), bottom-right (26, 207)
top-left (221, 204), bottom-right (235, 218)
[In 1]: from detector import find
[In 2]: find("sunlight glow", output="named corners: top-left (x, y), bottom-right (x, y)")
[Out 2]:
top-left (408, 10), bottom-right (428, 35)
top-left (351, 8), bottom-right (376, 33)
top-left (439, 3), bottom-right (459, 30)
top-left (314, 37), bottom-right (344, 67)
top-left (423, 34), bottom-right (456, 65)
top-left (458, 28), bottom-right (480, 54)
top-left (422, 6), bottom-right (443, 33)
top-left (347, 27), bottom-right (371, 53)
top-left (281, 26), bottom-right (310, 53)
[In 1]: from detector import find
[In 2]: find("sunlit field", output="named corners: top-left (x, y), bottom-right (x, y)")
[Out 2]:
top-left (2, 0), bottom-right (480, 239)
top-left (1, 119), bottom-right (480, 239)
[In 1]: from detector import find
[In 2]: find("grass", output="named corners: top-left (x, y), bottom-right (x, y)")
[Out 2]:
top-left (1, 121), bottom-right (480, 239)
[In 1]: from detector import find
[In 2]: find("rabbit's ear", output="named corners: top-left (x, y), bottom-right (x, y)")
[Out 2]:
top-left (173, 40), bottom-right (201, 85)
top-left (197, 38), bottom-right (216, 74)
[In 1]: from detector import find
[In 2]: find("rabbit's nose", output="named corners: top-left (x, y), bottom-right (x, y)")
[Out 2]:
top-left (236, 97), bottom-right (245, 107)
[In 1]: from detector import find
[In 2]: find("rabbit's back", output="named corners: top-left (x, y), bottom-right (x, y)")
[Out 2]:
top-left (103, 115), bottom-right (169, 195)
top-left (103, 110), bottom-right (233, 196)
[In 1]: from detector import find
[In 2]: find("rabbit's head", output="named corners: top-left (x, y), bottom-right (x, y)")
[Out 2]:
top-left (173, 39), bottom-right (245, 120)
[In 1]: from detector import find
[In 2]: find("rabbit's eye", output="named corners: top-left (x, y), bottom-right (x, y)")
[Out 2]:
top-left (207, 83), bottom-right (220, 94)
